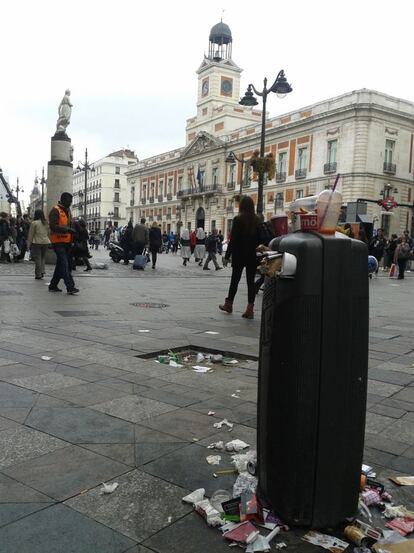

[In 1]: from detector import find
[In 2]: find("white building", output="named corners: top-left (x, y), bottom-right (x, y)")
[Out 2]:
top-left (72, 149), bottom-right (137, 231)
top-left (126, 22), bottom-right (414, 238)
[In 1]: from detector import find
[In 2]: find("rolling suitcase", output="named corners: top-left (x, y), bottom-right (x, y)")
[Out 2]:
top-left (133, 253), bottom-right (147, 270)
top-left (257, 232), bottom-right (368, 527)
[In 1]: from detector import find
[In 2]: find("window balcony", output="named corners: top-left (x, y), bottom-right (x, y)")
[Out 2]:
top-left (276, 172), bottom-right (286, 183)
top-left (177, 183), bottom-right (221, 198)
top-left (383, 162), bottom-right (396, 175)
top-left (167, 193), bottom-right (172, 200)
top-left (113, 198), bottom-right (120, 203)
top-left (295, 168), bottom-right (307, 179)
top-left (158, 195), bottom-right (163, 202)
top-left (157, 215), bottom-right (162, 221)
top-left (130, 200), bottom-right (134, 207)
top-left (324, 162), bottom-right (337, 174)
top-left (166, 213), bottom-right (171, 220)
top-left (141, 198), bottom-right (146, 205)
top-left (227, 182), bottom-right (235, 190)
top-left (149, 196), bottom-right (154, 203)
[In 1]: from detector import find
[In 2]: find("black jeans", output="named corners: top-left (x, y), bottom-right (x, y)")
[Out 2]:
top-left (397, 258), bottom-right (407, 279)
top-left (227, 263), bottom-right (256, 305)
top-left (150, 248), bottom-right (158, 267)
top-left (134, 241), bottom-right (145, 256)
top-left (50, 244), bottom-right (75, 290)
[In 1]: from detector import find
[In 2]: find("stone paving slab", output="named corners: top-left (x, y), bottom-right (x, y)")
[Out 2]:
top-left (65, 469), bottom-right (192, 542)
top-left (0, 426), bottom-right (68, 470)
top-left (26, 406), bottom-right (135, 444)
top-left (0, 503), bottom-right (136, 552)
top-left (92, 395), bottom-right (180, 424)
top-left (3, 444), bottom-right (130, 501)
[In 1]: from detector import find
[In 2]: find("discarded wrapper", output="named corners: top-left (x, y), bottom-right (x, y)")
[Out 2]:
top-left (207, 441), bottom-right (224, 450)
top-left (225, 439), bottom-right (250, 452)
top-left (222, 497), bottom-right (241, 517)
top-left (195, 499), bottom-right (223, 527)
top-left (208, 411), bottom-right (216, 416)
top-left (223, 521), bottom-right (260, 544)
top-left (302, 531), bottom-right (348, 552)
top-left (385, 517), bottom-right (414, 536)
top-left (383, 505), bottom-right (414, 519)
top-left (245, 535), bottom-right (270, 552)
top-left (353, 519), bottom-right (383, 541)
top-left (206, 455), bottom-right (221, 465)
top-left (100, 482), bottom-right (119, 494)
top-left (233, 472), bottom-right (258, 498)
top-left (389, 476), bottom-right (414, 486)
top-left (169, 360), bottom-right (183, 368)
top-left (232, 450), bottom-right (257, 472)
top-left (182, 488), bottom-right (205, 505)
top-left (41, 356), bottom-right (52, 361)
top-left (213, 418), bottom-right (234, 430)
top-left (373, 540), bottom-right (414, 553)
top-left (193, 366), bottom-right (213, 373)
top-left (210, 489), bottom-right (231, 512)
top-left (240, 492), bottom-right (264, 524)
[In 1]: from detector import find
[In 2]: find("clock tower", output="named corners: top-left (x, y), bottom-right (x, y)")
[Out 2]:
top-left (185, 21), bottom-right (262, 144)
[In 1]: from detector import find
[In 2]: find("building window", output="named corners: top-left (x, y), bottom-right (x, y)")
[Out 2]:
top-left (114, 179), bottom-right (120, 188)
top-left (168, 178), bottom-right (173, 194)
top-left (178, 176), bottom-right (183, 191)
top-left (212, 167), bottom-right (218, 185)
top-left (278, 151), bottom-right (287, 173)
top-left (150, 182), bottom-right (155, 197)
top-left (115, 166), bottom-right (120, 175)
top-left (275, 192), bottom-right (284, 208)
top-left (228, 163), bottom-right (236, 185)
top-left (114, 207), bottom-right (119, 217)
top-left (385, 140), bottom-right (395, 164)
top-left (114, 192), bottom-right (120, 202)
top-left (297, 147), bottom-right (307, 170)
top-left (131, 186), bottom-right (135, 206)
top-left (327, 140), bottom-right (337, 163)
top-left (296, 189), bottom-right (304, 199)
top-left (211, 220), bottom-right (216, 231)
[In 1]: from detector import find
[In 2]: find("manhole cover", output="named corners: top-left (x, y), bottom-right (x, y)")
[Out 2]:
top-left (130, 302), bottom-right (169, 308)
top-left (0, 291), bottom-right (23, 296)
top-left (54, 311), bottom-right (102, 317)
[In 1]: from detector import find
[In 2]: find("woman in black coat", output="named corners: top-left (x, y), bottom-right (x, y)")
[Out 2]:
top-left (149, 222), bottom-right (162, 269)
top-left (219, 196), bottom-right (259, 319)
top-left (72, 219), bottom-right (92, 271)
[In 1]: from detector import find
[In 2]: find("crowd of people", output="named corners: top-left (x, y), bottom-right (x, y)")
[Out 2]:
top-left (367, 228), bottom-right (413, 280)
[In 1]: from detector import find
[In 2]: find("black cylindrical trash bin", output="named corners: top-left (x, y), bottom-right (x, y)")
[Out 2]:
top-left (257, 232), bottom-right (368, 528)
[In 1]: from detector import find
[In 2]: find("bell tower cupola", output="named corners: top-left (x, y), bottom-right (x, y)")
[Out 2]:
top-left (208, 21), bottom-right (232, 61)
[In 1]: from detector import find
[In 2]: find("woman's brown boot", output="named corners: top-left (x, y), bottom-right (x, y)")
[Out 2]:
top-left (242, 303), bottom-right (254, 319)
top-left (219, 298), bottom-right (233, 313)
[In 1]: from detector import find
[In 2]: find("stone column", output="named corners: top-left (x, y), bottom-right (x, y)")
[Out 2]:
top-left (46, 132), bottom-right (73, 216)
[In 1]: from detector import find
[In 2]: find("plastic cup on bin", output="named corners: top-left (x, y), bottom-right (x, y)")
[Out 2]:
top-left (317, 190), bottom-right (342, 235)
top-left (270, 215), bottom-right (288, 237)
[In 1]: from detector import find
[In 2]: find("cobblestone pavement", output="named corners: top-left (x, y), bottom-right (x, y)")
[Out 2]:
top-left (0, 249), bottom-right (413, 552)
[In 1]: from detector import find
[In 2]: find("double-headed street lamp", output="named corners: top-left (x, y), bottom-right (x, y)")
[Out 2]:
top-left (76, 148), bottom-right (95, 220)
top-left (225, 151), bottom-right (246, 198)
top-left (239, 70), bottom-right (292, 220)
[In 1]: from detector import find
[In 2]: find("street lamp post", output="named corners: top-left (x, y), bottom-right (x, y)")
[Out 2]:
top-left (239, 70), bottom-right (292, 220)
top-left (40, 167), bottom-right (46, 214)
top-left (225, 151), bottom-right (245, 198)
top-left (11, 178), bottom-right (24, 216)
top-left (77, 148), bottom-right (95, 221)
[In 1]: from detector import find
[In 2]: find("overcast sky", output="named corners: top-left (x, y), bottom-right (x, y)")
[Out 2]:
top-left (1, 0), bottom-right (413, 206)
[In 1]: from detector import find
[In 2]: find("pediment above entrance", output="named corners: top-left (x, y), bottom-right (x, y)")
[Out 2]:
top-left (183, 131), bottom-right (225, 157)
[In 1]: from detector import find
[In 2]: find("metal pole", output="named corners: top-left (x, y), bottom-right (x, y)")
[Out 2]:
top-left (84, 148), bottom-right (88, 220)
top-left (257, 79), bottom-right (268, 220)
top-left (41, 167), bottom-right (45, 214)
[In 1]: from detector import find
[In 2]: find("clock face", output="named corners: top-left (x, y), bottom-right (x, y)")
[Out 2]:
top-left (221, 78), bottom-right (233, 96)
top-left (202, 79), bottom-right (209, 97)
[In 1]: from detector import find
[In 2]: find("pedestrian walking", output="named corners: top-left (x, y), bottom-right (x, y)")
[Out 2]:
top-left (190, 229), bottom-right (196, 256)
top-left (394, 236), bottom-right (411, 280)
top-left (0, 212), bottom-right (11, 263)
top-left (104, 226), bottom-right (112, 249)
top-left (72, 219), bottom-right (92, 272)
top-left (194, 228), bottom-right (206, 266)
top-left (219, 196), bottom-right (259, 319)
top-left (149, 222), bottom-right (162, 269)
top-left (172, 233), bottom-right (179, 254)
top-left (369, 228), bottom-right (386, 274)
top-left (203, 229), bottom-right (222, 271)
top-left (132, 218), bottom-right (149, 256)
top-left (27, 209), bottom-right (50, 279)
top-left (48, 192), bottom-right (78, 294)
top-left (180, 228), bottom-right (191, 266)
top-left (403, 230), bottom-right (413, 271)
top-left (120, 221), bottom-right (133, 264)
top-left (217, 230), bottom-right (224, 255)
top-left (384, 234), bottom-right (398, 271)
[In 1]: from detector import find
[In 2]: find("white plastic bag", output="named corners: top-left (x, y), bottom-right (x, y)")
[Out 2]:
top-left (3, 239), bottom-right (10, 254)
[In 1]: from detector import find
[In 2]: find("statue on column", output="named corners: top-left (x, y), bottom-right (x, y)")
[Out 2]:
top-left (56, 89), bottom-right (73, 134)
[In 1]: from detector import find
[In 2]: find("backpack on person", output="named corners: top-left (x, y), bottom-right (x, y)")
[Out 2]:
top-left (398, 243), bottom-right (411, 259)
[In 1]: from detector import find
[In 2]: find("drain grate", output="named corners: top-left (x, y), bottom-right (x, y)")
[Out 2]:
top-left (130, 302), bottom-right (169, 309)
top-left (54, 311), bottom-right (102, 317)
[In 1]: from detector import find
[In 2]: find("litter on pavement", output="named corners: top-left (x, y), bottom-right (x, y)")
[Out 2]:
top-left (182, 488), bottom-right (205, 505)
top-left (225, 439), bottom-right (250, 452)
top-left (206, 455), bottom-right (222, 465)
top-left (193, 365), bottom-right (213, 373)
top-left (302, 531), bottom-right (348, 552)
top-left (207, 441), bottom-right (224, 450)
top-left (389, 476), bottom-right (414, 487)
top-left (213, 418), bottom-right (234, 430)
top-left (100, 482), bottom-right (119, 494)
top-left (41, 356), bottom-right (52, 360)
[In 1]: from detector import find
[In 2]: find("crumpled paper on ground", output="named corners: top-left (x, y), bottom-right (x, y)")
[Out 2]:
top-left (182, 488), bottom-right (205, 505)
top-left (225, 439), bottom-right (250, 452)
top-left (302, 531), bottom-right (348, 552)
top-left (207, 441), bottom-right (224, 450)
top-left (383, 505), bottom-right (414, 519)
top-left (233, 472), bottom-right (258, 498)
top-left (100, 482), bottom-right (119, 494)
top-left (213, 418), bottom-right (233, 430)
top-left (206, 455), bottom-right (222, 465)
top-left (232, 450), bottom-right (257, 473)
